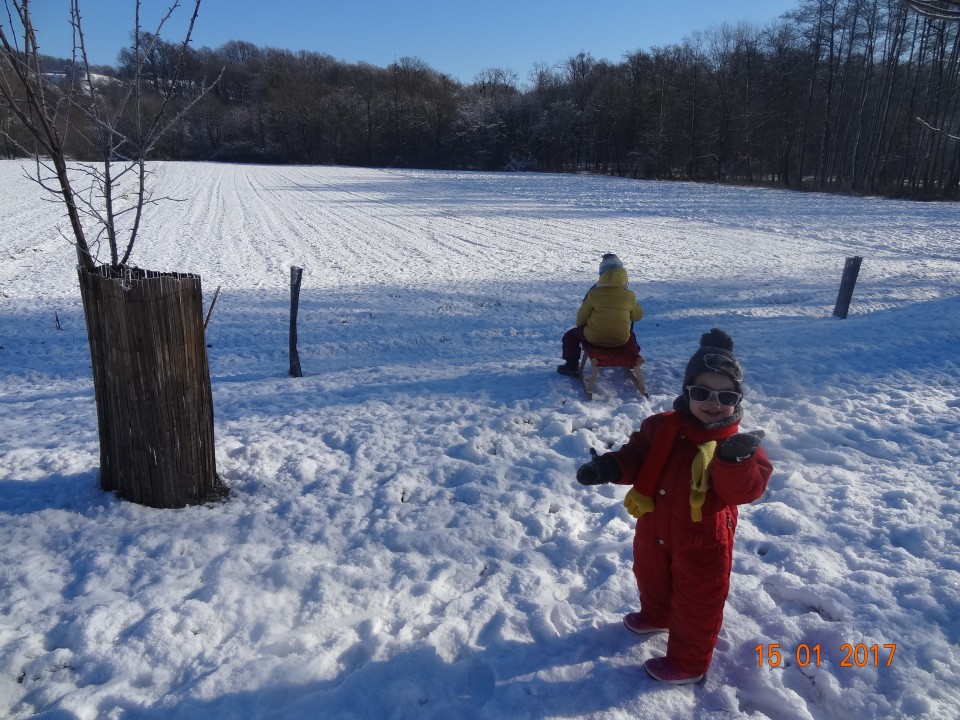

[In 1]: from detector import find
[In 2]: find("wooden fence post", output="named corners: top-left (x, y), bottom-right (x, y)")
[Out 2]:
top-left (832, 256), bottom-right (863, 319)
top-left (289, 266), bottom-right (304, 377)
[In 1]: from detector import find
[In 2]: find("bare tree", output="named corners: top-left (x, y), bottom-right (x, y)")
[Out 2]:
top-left (0, 1), bottom-right (225, 508)
top-left (901, 0), bottom-right (960, 142)
top-left (0, 0), bottom-right (219, 270)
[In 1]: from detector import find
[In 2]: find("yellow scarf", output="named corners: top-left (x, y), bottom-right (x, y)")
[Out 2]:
top-left (622, 411), bottom-right (737, 522)
top-left (624, 440), bottom-right (716, 521)
top-left (689, 441), bottom-right (717, 522)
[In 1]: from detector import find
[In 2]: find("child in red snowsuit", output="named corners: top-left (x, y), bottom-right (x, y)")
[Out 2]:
top-left (576, 328), bottom-right (773, 684)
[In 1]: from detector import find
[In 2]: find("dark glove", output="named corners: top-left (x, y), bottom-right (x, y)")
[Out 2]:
top-left (718, 430), bottom-right (765, 462)
top-left (576, 447), bottom-right (622, 485)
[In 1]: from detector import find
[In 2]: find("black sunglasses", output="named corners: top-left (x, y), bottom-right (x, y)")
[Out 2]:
top-left (685, 385), bottom-right (742, 407)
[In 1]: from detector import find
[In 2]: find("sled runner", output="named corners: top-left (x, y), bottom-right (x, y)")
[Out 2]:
top-left (577, 340), bottom-right (649, 400)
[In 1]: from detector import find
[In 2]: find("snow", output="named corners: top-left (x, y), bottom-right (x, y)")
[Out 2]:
top-left (1, 161), bottom-right (958, 720)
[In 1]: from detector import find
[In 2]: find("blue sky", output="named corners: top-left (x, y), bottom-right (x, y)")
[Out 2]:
top-left (29, 0), bottom-right (799, 84)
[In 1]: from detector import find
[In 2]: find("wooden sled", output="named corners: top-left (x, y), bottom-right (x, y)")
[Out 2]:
top-left (578, 340), bottom-right (649, 400)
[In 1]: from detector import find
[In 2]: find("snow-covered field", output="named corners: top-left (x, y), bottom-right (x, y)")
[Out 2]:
top-left (1, 161), bottom-right (958, 720)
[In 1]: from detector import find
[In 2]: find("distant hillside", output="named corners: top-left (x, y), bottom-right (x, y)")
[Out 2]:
top-left (39, 53), bottom-right (116, 78)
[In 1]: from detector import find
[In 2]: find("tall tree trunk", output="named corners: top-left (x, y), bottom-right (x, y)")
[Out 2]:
top-left (78, 266), bottom-right (223, 508)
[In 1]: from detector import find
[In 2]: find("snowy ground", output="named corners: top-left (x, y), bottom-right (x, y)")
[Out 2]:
top-left (1, 161), bottom-right (958, 720)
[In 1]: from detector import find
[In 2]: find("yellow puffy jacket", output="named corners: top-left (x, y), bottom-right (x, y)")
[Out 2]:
top-left (575, 266), bottom-right (644, 347)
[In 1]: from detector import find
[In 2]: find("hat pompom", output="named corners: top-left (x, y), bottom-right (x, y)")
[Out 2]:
top-left (700, 328), bottom-right (733, 351)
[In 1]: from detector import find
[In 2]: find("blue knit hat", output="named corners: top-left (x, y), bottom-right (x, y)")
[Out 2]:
top-left (599, 253), bottom-right (623, 275)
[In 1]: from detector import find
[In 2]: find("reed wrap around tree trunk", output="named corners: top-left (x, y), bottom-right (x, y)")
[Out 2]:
top-left (78, 266), bottom-right (222, 508)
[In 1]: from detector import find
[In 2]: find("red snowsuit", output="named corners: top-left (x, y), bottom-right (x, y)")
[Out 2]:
top-left (611, 411), bottom-right (772, 675)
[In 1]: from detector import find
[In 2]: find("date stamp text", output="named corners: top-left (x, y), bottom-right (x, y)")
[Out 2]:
top-left (755, 643), bottom-right (897, 668)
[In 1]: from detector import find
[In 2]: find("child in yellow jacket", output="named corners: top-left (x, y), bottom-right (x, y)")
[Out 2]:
top-left (558, 253), bottom-right (644, 375)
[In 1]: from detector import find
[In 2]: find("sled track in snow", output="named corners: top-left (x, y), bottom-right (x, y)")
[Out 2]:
top-left (4, 161), bottom-right (960, 304)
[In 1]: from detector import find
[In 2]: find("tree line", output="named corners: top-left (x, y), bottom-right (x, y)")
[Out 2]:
top-left (4, 0), bottom-right (960, 199)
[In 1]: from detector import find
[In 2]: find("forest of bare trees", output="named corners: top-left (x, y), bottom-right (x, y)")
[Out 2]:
top-left (5, 0), bottom-right (960, 198)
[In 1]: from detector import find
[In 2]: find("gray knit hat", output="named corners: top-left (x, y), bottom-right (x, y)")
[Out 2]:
top-left (682, 328), bottom-right (744, 397)
top-left (599, 253), bottom-right (624, 275)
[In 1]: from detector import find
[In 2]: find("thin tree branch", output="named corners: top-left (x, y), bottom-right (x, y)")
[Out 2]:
top-left (901, 1), bottom-right (960, 21)
top-left (0, 1), bottom-right (95, 270)
top-left (915, 115), bottom-right (960, 140)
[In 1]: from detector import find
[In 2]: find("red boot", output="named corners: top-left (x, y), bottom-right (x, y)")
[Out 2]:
top-left (623, 612), bottom-right (667, 636)
top-left (643, 656), bottom-right (704, 685)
